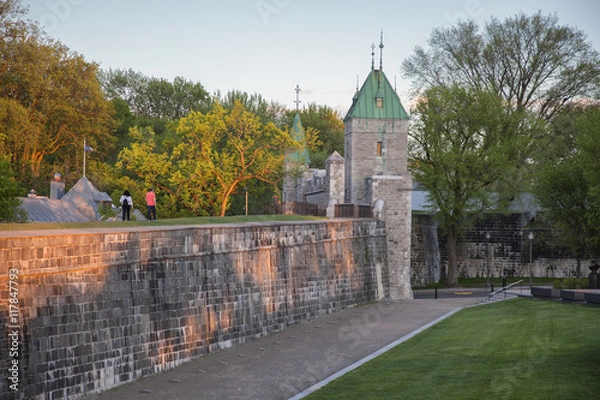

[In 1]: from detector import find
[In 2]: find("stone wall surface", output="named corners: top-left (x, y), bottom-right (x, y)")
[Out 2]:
top-left (411, 213), bottom-right (584, 285)
top-left (371, 175), bottom-right (413, 299)
top-left (0, 220), bottom-right (387, 399)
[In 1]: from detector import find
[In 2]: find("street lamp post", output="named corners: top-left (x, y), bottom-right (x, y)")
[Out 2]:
top-left (486, 232), bottom-right (491, 289)
top-left (528, 231), bottom-right (534, 287)
top-left (244, 187), bottom-right (248, 216)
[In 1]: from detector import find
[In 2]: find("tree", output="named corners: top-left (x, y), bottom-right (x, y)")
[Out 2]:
top-left (402, 12), bottom-right (600, 120)
top-left (214, 89), bottom-right (288, 127)
top-left (100, 68), bottom-right (210, 120)
top-left (534, 157), bottom-right (590, 275)
top-left (287, 103), bottom-right (344, 169)
top-left (572, 107), bottom-right (600, 254)
top-left (172, 101), bottom-right (297, 216)
top-left (0, 0), bottom-right (32, 40)
top-left (0, 2), bottom-right (114, 189)
top-left (409, 85), bottom-right (540, 286)
top-left (0, 156), bottom-right (25, 221)
top-left (118, 102), bottom-right (297, 217)
top-left (533, 105), bottom-right (600, 271)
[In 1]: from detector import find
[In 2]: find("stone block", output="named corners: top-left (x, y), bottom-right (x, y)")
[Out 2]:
top-left (560, 289), bottom-right (586, 302)
top-left (531, 286), bottom-right (561, 299)
top-left (584, 290), bottom-right (600, 304)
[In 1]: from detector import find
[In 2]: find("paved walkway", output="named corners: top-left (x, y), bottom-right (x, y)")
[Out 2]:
top-left (83, 294), bottom-right (492, 400)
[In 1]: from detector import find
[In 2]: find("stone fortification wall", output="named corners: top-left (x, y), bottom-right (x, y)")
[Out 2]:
top-left (411, 213), bottom-right (584, 286)
top-left (0, 220), bottom-right (387, 399)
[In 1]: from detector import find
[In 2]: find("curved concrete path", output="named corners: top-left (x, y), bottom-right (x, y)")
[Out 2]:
top-left (83, 295), bottom-right (486, 400)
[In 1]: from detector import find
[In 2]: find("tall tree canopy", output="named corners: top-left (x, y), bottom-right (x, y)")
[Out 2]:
top-left (0, 0), bottom-right (114, 190)
top-left (410, 85), bottom-right (542, 286)
top-left (214, 89), bottom-right (288, 128)
top-left (100, 68), bottom-right (210, 120)
top-left (118, 101), bottom-right (297, 217)
top-left (402, 12), bottom-right (600, 120)
top-left (533, 106), bottom-right (600, 268)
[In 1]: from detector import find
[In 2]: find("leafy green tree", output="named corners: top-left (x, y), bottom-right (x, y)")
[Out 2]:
top-left (534, 158), bottom-right (590, 274)
top-left (533, 105), bottom-right (600, 272)
top-left (118, 102), bottom-right (297, 217)
top-left (0, 156), bottom-right (25, 221)
top-left (172, 101), bottom-right (297, 216)
top-left (572, 107), bottom-right (600, 253)
top-left (402, 12), bottom-right (600, 120)
top-left (214, 89), bottom-right (288, 127)
top-left (0, 2), bottom-right (114, 190)
top-left (100, 68), bottom-right (209, 120)
top-left (287, 103), bottom-right (344, 168)
top-left (410, 85), bottom-right (541, 286)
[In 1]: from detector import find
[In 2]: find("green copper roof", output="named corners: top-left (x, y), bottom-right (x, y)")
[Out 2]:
top-left (344, 69), bottom-right (409, 121)
top-left (287, 113), bottom-right (311, 165)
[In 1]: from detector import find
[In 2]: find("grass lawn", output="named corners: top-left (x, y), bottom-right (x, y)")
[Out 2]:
top-left (306, 299), bottom-right (600, 399)
top-left (414, 277), bottom-right (557, 289)
top-left (0, 214), bottom-right (322, 231)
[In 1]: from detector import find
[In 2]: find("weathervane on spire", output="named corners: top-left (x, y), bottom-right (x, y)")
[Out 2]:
top-left (294, 84), bottom-right (301, 112)
top-left (371, 43), bottom-right (376, 71)
top-left (379, 29), bottom-right (384, 70)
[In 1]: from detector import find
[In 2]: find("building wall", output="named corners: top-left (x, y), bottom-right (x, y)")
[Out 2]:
top-left (0, 221), bottom-right (387, 399)
top-left (344, 118), bottom-right (408, 204)
top-left (410, 214), bottom-right (441, 287)
top-left (372, 175), bottom-right (413, 299)
top-left (305, 190), bottom-right (328, 210)
top-left (325, 154), bottom-right (345, 205)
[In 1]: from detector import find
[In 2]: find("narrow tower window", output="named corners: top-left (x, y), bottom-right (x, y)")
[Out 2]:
top-left (377, 141), bottom-right (383, 156)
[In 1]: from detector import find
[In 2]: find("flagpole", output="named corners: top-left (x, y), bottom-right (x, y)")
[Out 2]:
top-left (83, 138), bottom-right (87, 177)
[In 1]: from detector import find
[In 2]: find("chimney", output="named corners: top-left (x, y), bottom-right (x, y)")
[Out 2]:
top-left (50, 173), bottom-right (65, 200)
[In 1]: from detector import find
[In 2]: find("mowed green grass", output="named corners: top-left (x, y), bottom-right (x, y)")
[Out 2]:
top-left (0, 214), bottom-right (322, 231)
top-left (306, 299), bottom-right (600, 400)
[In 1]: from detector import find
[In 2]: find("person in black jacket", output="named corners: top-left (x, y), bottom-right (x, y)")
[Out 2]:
top-left (119, 190), bottom-right (133, 221)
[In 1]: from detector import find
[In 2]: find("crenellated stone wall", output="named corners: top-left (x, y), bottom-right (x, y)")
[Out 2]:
top-left (0, 220), bottom-right (387, 399)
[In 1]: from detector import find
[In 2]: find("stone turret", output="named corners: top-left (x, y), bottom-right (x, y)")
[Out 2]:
top-left (343, 68), bottom-right (409, 204)
top-left (342, 35), bottom-right (413, 299)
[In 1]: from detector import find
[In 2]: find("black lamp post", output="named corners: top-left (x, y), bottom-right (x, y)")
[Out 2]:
top-left (528, 231), bottom-right (534, 287)
top-left (486, 232), bottom-right (491, 289)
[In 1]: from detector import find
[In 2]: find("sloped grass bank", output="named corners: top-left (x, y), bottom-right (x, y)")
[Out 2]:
top-left (307, 299), bottom-right (600, 399)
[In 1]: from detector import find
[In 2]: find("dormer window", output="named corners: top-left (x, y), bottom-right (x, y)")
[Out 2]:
top-left (375, 86), bottom-right (384, 108)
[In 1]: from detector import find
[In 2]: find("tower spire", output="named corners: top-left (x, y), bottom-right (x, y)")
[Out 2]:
top-left (371, 43), bottom-right (375, 71)
top-left (294, 84), bottom-right (301, 112)
top-left (379, 29), bottom-right (384, 70)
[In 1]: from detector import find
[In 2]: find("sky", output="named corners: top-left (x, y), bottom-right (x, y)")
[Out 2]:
top-left (22, 0), bottom-right (600, 115)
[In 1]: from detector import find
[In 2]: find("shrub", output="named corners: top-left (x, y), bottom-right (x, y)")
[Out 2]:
top-left (553, 277), bottom-right (589, 289)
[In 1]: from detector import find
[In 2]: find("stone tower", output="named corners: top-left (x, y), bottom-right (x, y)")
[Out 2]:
top-left (343, 35), bottom-right (413, 299)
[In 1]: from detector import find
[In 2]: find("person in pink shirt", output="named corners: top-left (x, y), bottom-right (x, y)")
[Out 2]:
top-left (145, 188), bottom-right (157, 221)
